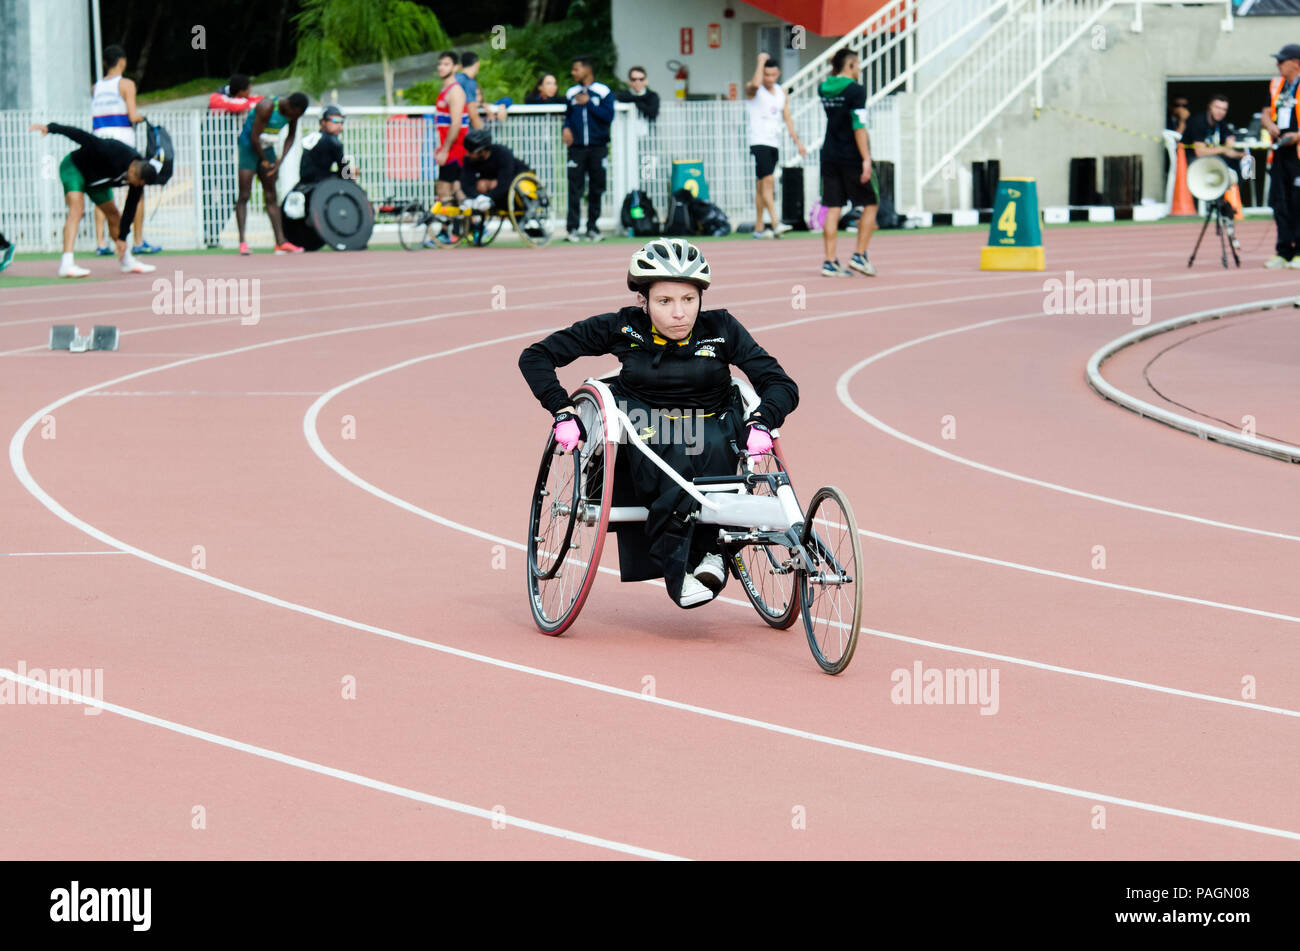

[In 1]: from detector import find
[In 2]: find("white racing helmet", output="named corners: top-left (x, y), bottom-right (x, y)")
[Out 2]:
top-left (627, 237), bottom-right (712, 292)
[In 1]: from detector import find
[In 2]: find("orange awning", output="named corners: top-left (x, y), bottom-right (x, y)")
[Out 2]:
top-left (742, 0), bottom-right (892, 37)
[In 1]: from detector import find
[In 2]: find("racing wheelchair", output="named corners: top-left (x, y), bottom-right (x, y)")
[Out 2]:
top-left (280, 178), bottom-right (375, 251)
top-left (398, 171), bottom-right (553, 249)
top-left (525, 375), bottom-right (864, 675)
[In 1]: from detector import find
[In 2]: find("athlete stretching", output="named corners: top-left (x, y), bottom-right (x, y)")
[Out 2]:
top-left (235, 92), bottom-right (308, 254)
top-left (29, 122), bottom-right (157, 278)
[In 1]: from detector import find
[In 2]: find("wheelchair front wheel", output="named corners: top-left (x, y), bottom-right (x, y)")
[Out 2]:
top-left (525, 387), bottom-right (614, 634)
top-left (729, 448), bottom-right (799, 629)
top-left (798, 486), bottom-right (864, 675)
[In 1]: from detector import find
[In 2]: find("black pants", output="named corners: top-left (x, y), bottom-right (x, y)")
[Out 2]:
top-left (616, 395), bottom-right (743, 605)
top-left (1270, 155), bottom-right (1300, 259)
top-left (566, 144), bottom-right (606, 233)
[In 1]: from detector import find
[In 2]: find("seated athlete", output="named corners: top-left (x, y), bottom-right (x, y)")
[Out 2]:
top-left (518, 238), bottom-right (799, 608)
top-left (28, 121), bottom-right (158, 278)
top-left (458, 129), bottom-right (530, 212)
top-left (234, 91), bottom-right (308, 255)
top-left (297, 105), bottom-right (355, 185)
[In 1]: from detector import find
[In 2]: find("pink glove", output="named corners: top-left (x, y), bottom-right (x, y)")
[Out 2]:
top-left (746, 421), bottom-right (773, 456)
top-left (553, 411), bottom-right (586, 452)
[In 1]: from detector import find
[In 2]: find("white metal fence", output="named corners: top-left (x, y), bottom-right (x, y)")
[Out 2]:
top-left (1, 99), bottom-right (902, 252)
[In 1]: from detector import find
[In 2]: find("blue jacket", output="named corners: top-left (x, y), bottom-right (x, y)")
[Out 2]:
top-left (563, 81), bottom-right (615, 147)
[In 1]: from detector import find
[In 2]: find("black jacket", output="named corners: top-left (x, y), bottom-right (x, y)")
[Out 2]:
top-left (518, 306), bottom-right (798, 428)
top-left (459, 144), bottom-right (529, 195)
top-left (298, 129), bottom-right (346, 184)
top-left (615, 88), bottom-right (660, 121)
top-left (48, 123), bottom-right (143, 241)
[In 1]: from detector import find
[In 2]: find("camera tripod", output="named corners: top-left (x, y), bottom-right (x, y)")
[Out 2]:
top-left (1187, 197), bottom-right (1241, 269)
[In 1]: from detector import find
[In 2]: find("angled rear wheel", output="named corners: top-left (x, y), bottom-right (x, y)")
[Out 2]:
top-left (525, 387), bottom-right (614, 634)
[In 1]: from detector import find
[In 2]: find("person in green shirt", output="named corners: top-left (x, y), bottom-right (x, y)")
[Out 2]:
top-left (818, 49), bottom-right (877, 277)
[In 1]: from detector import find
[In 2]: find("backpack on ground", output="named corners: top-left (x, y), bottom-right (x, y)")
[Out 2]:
top-left (620, 189), bottom-right (661, 236)
top-left (662, 188), bottom-right (693, 236)
top-left (687, 198), bottom-right (730, 237)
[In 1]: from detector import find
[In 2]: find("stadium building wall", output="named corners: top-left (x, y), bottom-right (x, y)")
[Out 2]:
top-left (611, 0), bottom-right (839, 100)
top-left (919, 4), bottom-right (1286, 210)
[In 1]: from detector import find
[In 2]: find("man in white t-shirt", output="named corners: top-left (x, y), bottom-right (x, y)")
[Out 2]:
top-left (745, 52), bottom-right (806, 239)
top-left (90, 45), bottom-right (156, 255)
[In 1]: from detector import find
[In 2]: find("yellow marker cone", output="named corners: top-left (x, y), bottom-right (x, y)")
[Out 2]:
top-left (980, 177), bottom-right (1045, 270)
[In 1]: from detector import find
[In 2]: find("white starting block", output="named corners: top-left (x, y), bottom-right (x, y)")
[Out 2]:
top-left (50, 325), bottom-right (118, 352)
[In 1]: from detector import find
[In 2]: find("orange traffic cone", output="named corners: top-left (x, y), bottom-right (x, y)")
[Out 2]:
top-left (1224, 182), bottom-right (1244, 220)
top-left (1172, 147), bottom-right (1195, 215)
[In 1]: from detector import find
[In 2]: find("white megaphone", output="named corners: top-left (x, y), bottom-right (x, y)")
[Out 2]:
top-left (1187, 155), bottom-right (1238, 201)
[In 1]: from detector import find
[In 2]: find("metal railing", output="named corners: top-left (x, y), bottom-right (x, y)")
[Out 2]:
top-left (912, 0), bottom-right (1116, 208)
top-left (783, 0), bottom-right (1231, 211)
top-left (784, 0), bottom-right (1010, 106)
top-left (1124, 0), bottom-right (1233, 33)
top-left (0, 100), bottom-right (906, 251)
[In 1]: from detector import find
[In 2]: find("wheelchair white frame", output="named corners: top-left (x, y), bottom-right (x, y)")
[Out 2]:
top-left (579, 376), bottom-right (805, 534)
top-left (528, 372), bottom-right (865, 673)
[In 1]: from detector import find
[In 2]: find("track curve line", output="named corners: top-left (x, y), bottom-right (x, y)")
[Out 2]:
top-left (13, 315), bottom-right (1300, 844)
top-left (837, 302), bottom-right (1300, 543)
top-left (304, 346), bottom-right (1300, 716)
top-left (1085, 297), bottom-right (1300, 464)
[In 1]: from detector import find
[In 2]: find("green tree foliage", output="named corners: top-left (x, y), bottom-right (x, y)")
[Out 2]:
top-left (402, 0), bottom-right (616, 106)
top-left (291, 0), bottom-right (450, 100)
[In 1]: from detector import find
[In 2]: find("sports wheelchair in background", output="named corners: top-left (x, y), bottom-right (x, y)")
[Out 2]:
top-left (525, 376), bottom-right (865, 675)
top-left (398, 171), bottom-right (553, 249)
top-left (280, 178), bottom-right (375, 251)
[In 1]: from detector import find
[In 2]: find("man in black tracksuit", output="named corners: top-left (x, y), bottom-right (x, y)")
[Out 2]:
top-left (562, 56), bottom-right (615, 241)
top-left (519, 302), bottom-right (798, 603)
top-left (1264, 44), bottom-right (1300, 266)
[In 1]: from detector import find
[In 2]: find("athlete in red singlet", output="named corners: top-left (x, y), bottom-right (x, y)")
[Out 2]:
top-left (434, 51), bottom-right (469, 203)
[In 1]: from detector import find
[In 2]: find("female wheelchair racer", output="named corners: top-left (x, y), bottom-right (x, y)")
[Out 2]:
top-left (518, 238), bottom-right (799, 608)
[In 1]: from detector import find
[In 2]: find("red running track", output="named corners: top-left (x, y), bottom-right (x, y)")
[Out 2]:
top-left (1, 221), bottom-right (1298, 859)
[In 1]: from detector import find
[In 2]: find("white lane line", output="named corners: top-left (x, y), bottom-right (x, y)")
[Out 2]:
top-left (0, 269), bottom-right (1003, 357)
top-left (0, 268), bottom-right (615, 328)
top-left (0, 251), bottom-right (1001, 329)
top-left (861, 527), bottom-right (1300, 624)
top-left (0, 251), bottom-right (590, 313)
top-left (304, 345), bottom-right (1300, 719)
top-left (87, 391), bottom-right (325, 397)
top-left (0, 550), bottom-right (128, 557)
top-left (11, 288), bottom-right (1300, 845)
top-left (835, 291), bottom-right (1300, 543)
top-left (0, 668), bottom-right (685, 861)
